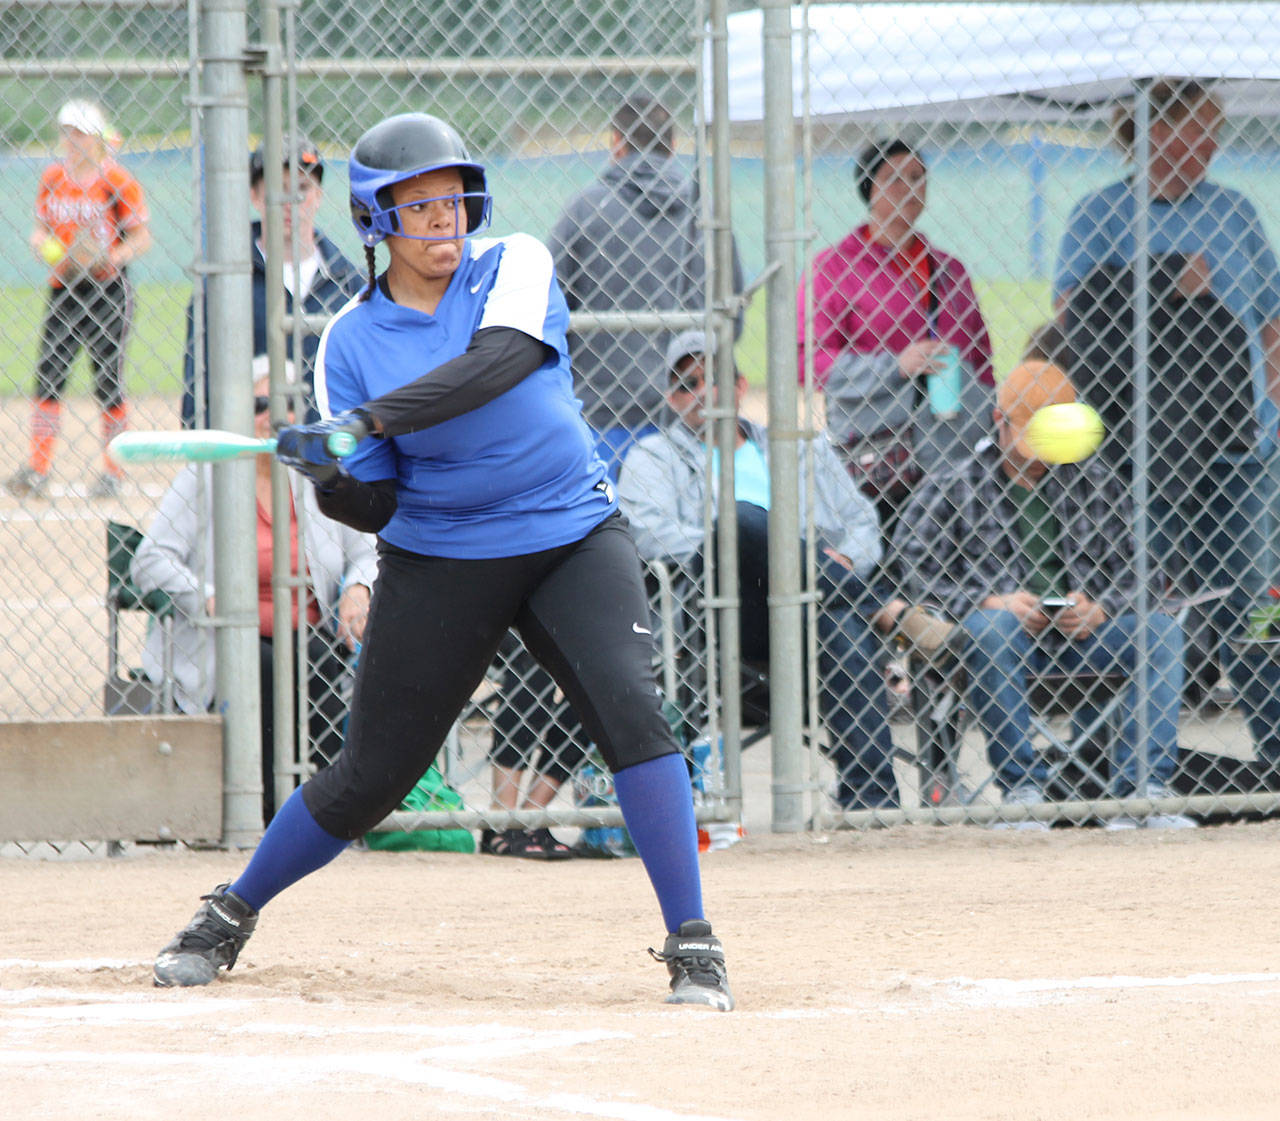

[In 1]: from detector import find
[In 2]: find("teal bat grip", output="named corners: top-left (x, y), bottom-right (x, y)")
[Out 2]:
top-left (326, 431), bottom-right (359, 458)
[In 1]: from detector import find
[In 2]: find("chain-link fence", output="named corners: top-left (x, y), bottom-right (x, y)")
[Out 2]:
top-left (1, 0), bottom-right (745, 849)
top-left (6, 0), bottom-right (1280, 845)
top-left (767, 1), bottom-right (1280, 829)
top-left (1, 0), bottom-right (195, 716)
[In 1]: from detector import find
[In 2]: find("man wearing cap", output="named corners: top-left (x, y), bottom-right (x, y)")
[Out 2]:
top-left (617, 329), bottom-right (900, 811)
top-left (8, 99), bottom-right (152, 499)
top-left (893, 360), bottom-right (1193, 828)
top-left (180, 134), bottom-right (362, 427)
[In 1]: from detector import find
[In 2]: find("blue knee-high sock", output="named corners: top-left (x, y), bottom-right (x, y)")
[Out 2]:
top-left (612, 752), bottom-right (704, 933)
top-left (229, 787), bottom-right (350, 911)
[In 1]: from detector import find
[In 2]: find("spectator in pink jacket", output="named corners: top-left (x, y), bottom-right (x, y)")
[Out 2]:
top-left (793, 136), bottom-right (993, 529)
top-left (798, 138), bottom-right (994, 655)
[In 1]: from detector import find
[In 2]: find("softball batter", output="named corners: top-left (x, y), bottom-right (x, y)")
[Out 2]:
top-left (153, 112), bottom-right (733, 1011)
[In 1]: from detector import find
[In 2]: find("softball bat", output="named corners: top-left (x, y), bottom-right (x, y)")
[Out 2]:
top-left (108, 428), bottom-right (358, 464)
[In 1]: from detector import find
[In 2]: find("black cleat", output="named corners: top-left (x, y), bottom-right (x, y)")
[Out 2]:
top-left (87, 471), bottom-right (122, 499)
top-left (648, 919), bottom-right (734, 1011)
top-left (7, 466), bottom-right (48, 498)
top-left (153, 884), bottom-right (259, 987)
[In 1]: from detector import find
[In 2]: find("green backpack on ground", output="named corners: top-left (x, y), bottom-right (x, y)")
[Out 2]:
top-left (364, 764), bottom-right (476, 853)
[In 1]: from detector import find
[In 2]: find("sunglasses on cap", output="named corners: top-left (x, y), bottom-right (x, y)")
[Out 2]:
top-left (670, 373), bottom-right (707, 395)
top-left (669, 353), bottom-right (708, 394)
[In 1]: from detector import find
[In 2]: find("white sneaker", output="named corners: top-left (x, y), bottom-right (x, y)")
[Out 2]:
top-left (992, 785), bottom-right (1050, 832)
top-left (1145, 812), bottom-right (1199, 830)
top-left (1141, 782), bottom-right (1198, 831)
top-left (1103, 815), bottom-right (1140, 831)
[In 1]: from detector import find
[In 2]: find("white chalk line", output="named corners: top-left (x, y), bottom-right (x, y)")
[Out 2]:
top-left (0, 1046), bottom-right (743, 1121)
top-left (0, 981), bottom-right (744, 1121)
top-left (938, 971), bottom-right (1280, 997)
top-left (758, 969), bottom-right (1280, 1018)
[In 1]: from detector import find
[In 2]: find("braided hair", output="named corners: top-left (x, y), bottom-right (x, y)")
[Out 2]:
top-left (359, 243), bottom-right (378, 301)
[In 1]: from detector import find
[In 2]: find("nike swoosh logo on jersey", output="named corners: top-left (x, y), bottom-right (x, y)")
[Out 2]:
top-left (470, 280), bottom-right (483, 293)
top-left (632, 622), bottom-right (651, 635)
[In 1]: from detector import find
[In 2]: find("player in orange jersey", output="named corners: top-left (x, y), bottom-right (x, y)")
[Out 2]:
top-left (8, 99), bottom-right (153, 499)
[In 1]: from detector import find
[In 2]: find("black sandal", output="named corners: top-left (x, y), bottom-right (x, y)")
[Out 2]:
top-left (479, 827), bottom-right (528, 856)
top-left (523, 827), bottom-right (573, 861)
top-left (479, 827), bottom-right (573, 860)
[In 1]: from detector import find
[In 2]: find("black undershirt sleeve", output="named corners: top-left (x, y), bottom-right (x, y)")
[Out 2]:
top-left (312, 327), bottom-right (551, 533)
top-left (363, 325), bottom-right (552, 437)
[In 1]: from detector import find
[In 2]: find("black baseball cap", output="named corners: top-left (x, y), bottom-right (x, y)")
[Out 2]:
top-left (250, 134), bottom-right (323, 185)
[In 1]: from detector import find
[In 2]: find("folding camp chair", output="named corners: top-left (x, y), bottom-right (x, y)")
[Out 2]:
top-left (910, 652), bottom-right (1128, 809)
top-left (104, 520), bottom-right (177, 715)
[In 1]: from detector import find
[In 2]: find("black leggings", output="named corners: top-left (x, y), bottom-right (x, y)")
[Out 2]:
top-left (304, 513), bottom-right (676, 839)
top-left (259, 631), bottom-right (350, 822)
top-left (489, 639), bottom-right (588, 785)
top-left (35, 275), bottom-right (133, 409)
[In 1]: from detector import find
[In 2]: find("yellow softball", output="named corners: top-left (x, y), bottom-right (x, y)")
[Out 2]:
top-left (39, 236), bottom-right (65, 267)
top-left (1024, 402), bottom-right (1105, 464)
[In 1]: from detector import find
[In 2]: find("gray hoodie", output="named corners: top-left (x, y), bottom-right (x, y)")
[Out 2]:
top-left (550, 155), bottom-right (741, 431)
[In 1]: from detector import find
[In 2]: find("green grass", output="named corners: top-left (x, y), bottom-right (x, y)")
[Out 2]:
top-left (0, 274), bottom-right (1053, 405)
top-left (0, 281), bottom-right (192, 399)
top-left (734, 276), bottom-right (1053, 390)
top-left (979, 277), bottom-right (1054, 380)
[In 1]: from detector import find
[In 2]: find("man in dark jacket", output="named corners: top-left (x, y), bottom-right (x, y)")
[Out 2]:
top-left (180, 135), bottom-right (362, 427)
top-left (893, 360), bottom-right (1193, 829)
top-left (549, 91), bottom-right (742, 478)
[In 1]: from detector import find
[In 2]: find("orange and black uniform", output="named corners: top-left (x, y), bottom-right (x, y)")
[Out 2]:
top-left (28, 158), bottom-right (148, 477)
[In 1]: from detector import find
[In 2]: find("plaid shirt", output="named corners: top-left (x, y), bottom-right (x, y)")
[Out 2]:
top-left (892, 440), bottom-right (1158, 622)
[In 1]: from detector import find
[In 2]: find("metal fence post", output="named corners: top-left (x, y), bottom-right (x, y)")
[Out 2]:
top-left (761, 0), bottom-right (805, 832)
top-left (201, 0), bottom-right (262, 844)
top-left (255, 0), bottom-right (304, 830)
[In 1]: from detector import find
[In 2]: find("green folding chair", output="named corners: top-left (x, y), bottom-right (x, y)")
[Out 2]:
top-left (105, 520), bottom-right (177, 715)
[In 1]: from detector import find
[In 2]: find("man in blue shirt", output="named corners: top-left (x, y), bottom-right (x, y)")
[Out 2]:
top-left (1056, 78), bottom-right (1280, 782)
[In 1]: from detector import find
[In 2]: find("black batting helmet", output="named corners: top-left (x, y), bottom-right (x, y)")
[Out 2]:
top-left (348, 112), bottom-right (491, 246)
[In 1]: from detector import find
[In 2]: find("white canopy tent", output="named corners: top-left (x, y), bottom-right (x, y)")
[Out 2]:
top-left (723, 2), bottom-right (1280, 123)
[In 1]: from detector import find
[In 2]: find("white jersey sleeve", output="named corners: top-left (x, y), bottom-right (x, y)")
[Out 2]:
top-left (476, 232), bottom-right (557, 341)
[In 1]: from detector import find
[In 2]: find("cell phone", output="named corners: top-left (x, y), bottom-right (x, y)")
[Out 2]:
top-left (1041, 596), bottom-right (1075, 613)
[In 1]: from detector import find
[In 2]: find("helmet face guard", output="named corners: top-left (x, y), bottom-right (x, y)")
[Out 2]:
top-left (349, 183), bottom-right (492, 246)
top-left (348, 113), bottom-right (492, 247)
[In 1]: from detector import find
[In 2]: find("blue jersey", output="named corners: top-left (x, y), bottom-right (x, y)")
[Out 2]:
top-left (1054, 179), bottom-right (1280, 458)
top-left (314, 232), bottom-right (615, 558)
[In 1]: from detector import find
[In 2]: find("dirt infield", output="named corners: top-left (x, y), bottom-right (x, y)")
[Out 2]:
top-left (3, 823), bottom-right (1279, 1120)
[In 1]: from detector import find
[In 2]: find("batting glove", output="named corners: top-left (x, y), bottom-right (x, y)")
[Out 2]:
top-left (275, 408), bottom-right (372, 484)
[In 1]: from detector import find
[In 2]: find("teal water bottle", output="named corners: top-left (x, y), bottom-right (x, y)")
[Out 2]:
top-left (926, 346), bottom-right (962, 418)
